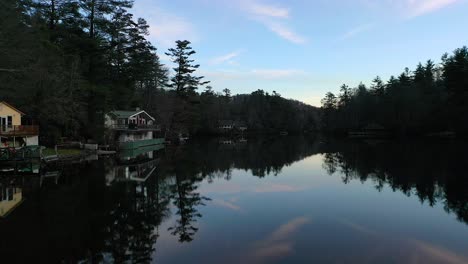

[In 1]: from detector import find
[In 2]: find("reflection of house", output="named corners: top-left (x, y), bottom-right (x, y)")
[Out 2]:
top-left (105, 109), bottom-right (164, 150)
top-left (0, 185), bottom-right (23, 217)
top-left (106, 143), bottom-right (163, 185)
top-left (349, 123), bottom-right (390, 138)
top-left (105, 159), bottom-right (158, 186)
top-left (0, 101), bottom-right (39, 147)
top-left (219, 139), bottom-right (235, 145)
top-left (235, 121), bottom-right (248, 132)
top-left (119, 144), bottom-right (165, 162)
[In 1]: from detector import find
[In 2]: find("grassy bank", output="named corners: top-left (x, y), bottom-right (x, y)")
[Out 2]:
top-left (42, 148), bottom-right (83, 157)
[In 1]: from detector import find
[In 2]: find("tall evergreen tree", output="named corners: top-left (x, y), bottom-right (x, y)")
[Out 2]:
top-left (165, 40), bottom-right (209, 96)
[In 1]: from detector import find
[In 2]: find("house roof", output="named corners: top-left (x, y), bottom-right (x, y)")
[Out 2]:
top-left (108, 110), bottom-right (155, 121)
top-left (0, 101), bottom-right (25, 115)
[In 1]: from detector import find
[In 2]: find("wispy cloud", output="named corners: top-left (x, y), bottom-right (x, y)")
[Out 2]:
top-left (251, 69), bottom-right (306, 79)
top-left (250, 2), bottom-right (290, 18)
top-left (261, 20), bottom-right (307, 44)
top-left (200, 68), bottom-right (307, 80)
top-left (158, 53), bottom-right (172, 62)
top-left (209, 50), bottom-right (243, 65)
top-left (132, 2), bottom-right (197, 47)
top-left (240, 0), bottom-right (307, 44)
top-left (406, 0), bottom-right (460, 18)
top-left (341, 23), bottom-right (374, 40)
top-left (359, 0), bottom-right (460, 19)
top-left (148, 13), bottom-right (197, 47)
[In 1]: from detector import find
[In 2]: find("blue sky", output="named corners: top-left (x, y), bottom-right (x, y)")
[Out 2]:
top-left (131, 0), bottom-right (468, 106)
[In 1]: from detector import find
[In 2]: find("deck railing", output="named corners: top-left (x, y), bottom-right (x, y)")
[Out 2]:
top-left (0, 125), bottom-right (39, 136)
top-left (109, 124), bottom-right (161, 131)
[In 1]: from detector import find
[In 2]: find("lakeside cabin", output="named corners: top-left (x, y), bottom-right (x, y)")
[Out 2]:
top-left (348, 123), bottom-right (390, 138)
top-left (218, 120), bottom-right (248, 133)
top-left (0, 101), bottom-right (39, 147)
top-left (105, 109), bottom-right (164, 150)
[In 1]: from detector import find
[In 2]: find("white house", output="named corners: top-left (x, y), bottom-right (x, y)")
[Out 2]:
top-left (105, 109), bottom-right (164, 149)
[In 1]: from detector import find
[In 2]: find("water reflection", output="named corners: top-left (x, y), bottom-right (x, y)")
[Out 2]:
top-left (0, 137), bottom-right (467, 263)
top-left (321, 140), bottom-right (468, 224)
top-left (0, 181), bottom-right (23, 217)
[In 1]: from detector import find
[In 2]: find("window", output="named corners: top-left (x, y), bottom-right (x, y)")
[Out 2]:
top-left (7, 116), bottom-right (12, 128)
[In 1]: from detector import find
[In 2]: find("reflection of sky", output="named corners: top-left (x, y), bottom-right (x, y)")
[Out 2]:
top-left (154, 154), bottom-right (468, 264)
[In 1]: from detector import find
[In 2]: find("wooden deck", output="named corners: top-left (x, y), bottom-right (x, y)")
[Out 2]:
top-left (0, 125), bottom-right (39, 136)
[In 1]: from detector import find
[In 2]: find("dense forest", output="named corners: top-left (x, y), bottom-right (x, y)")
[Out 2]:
top-left (0, 0), bottom-right (319, 144)
top-left (321, 46), bottom-right (468, 136)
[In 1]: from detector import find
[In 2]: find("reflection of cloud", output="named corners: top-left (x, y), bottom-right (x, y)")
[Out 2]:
top-left (199, 182), bottom-right (244, 194)
top-left (409, 239), bottom-right (468, 264)
top-left (212, 199), bottom-right (242, 212)
top-left (340, 219), bottom-right (379, 237)
top-left (265, 217), bottom-right (310, 242)
top-left (254, 184), bottom-right (304, 193)
top-left (246, 217), bottom-right (310, 262)
top-left (338, 219), bottom-right (468, 263)
top-left (253, 242), bottom-right (293, 258)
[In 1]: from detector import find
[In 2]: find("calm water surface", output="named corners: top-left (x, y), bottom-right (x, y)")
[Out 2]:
top-left (1, 137), bottom-right (468, 263)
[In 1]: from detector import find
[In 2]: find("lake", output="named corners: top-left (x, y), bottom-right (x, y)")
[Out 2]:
top-left (1, 137), bottom-right (468, 263)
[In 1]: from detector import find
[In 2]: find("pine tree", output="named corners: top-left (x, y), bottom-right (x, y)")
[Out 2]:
top-left (370, 76), bottom-right (385, 97)
top-left (165, 40), bottom-right (210, 97)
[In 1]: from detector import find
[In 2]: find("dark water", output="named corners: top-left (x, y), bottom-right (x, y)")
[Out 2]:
top-left (1, 137), bottom-right (468, 264)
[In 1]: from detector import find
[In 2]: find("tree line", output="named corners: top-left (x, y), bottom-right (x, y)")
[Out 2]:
top-left (0, 0), bottom-right (319, 145)
top-left (321, 46), bottom-right (468, 136)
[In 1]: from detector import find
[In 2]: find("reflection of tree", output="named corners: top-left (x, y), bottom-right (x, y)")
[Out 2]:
top-left (169, 175), bottom-right (210, 242)
top-left (321, 140), bottom-right (468, 225)
top-left (101, 167), bottom-right (172, 263)
top-left (4, 137), bottom-right (468, 263)
top-left (151, 136), bottom-right (323, 242)
top-left (159, 135), bottom-right (321, 181)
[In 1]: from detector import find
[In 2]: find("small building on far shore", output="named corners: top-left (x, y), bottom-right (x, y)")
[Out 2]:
top-left (217, 120), bottom-right (248, 133)
top-left (0, 101), bottom-right (39, 147)
top-left (105, 109), bottom-right (164, 150)
top-left (348, 123), bottom-right (390, 138)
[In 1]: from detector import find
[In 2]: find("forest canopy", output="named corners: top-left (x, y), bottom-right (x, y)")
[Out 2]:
top-left (321, 46), bottom-right (468, 136)
top-left (0, 0), bottom-right (319, 144)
